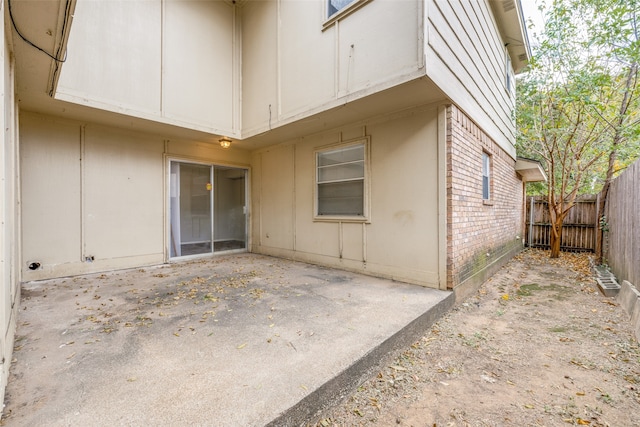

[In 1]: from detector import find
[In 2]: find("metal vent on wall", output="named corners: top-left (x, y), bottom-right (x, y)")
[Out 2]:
top-left (503, 0), bottom-right (516, 12)
top-left (518, 53), bottom-right (528, 62)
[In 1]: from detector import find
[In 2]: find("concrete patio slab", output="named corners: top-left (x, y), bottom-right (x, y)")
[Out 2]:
top-left (2, 254), bottom-right (453, 426)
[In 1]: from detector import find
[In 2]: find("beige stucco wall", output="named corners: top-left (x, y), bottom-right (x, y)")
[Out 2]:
top-left (1, 28), bottom-right (19, 407)
top-left (56, 0), bottom-right (239, 137)
top-left (19, 112), bottom-right (251, 281)
top-left (251, 105), bottom-right (442, 287)
top-left (241, 0), bottom-right (424, 137)
top-left (53, 0), bottom-right (518, 161)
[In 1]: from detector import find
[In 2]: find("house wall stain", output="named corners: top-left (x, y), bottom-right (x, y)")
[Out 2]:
top-left (393, 211), bottom-right (414, 226)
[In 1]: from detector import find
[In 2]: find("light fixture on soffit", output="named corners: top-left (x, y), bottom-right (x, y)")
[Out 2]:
top-left (219, 137), bottom-right (232, 149)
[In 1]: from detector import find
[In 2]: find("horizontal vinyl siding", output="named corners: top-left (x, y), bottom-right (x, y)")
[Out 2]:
top-left (426, 0), bottom-right (515, 158)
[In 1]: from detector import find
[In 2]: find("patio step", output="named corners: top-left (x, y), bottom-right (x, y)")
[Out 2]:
top-left (265, 291), bottom-right (455, 427)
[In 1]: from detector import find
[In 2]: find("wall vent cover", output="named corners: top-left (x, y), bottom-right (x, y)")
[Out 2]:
top-left (503, 0), bottom-right (516, 12)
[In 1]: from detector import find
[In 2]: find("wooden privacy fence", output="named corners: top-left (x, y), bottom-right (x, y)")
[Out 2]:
top-left (605, 159), bottom-right (640, 288)
top-left (525, 195), bottom-right (598, 252)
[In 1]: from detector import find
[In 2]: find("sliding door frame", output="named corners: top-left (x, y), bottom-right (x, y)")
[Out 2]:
top-left (165, 155), bottom-right (250, 262)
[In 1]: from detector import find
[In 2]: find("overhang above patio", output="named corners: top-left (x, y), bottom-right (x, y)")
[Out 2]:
top-left (516, 157), bottom-right (547, 182)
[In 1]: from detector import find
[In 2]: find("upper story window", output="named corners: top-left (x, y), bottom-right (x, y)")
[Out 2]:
top-left (315, 139), bottom-right (369, 220)
top-left (328, 0), bottom-right (356, 17)
top-left (324, 0), bottom-right (371, 27)
top-left (505, 50), bottom-right (514, 96)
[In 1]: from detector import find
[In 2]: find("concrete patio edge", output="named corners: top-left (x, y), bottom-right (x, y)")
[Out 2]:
top-left (265, 291), bottom-right (455, 426)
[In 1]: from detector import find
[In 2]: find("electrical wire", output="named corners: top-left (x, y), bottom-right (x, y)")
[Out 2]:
top-left (8, 0), bottom-right (69, 63)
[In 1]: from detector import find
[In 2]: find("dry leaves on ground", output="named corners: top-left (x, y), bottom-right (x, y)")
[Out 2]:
top-left (313, 249), bottom-right (640, 427)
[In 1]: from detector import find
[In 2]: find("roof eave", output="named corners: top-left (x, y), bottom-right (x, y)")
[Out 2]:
top-left (490, 0), bottom-right (532, 74)
top-left (516, 157), bottom-right (547, 182)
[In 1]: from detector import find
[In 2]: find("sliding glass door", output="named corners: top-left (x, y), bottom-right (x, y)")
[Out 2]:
top-left (169, 161), bottom-right (246, 258)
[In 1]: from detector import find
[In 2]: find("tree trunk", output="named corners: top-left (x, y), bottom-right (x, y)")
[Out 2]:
top-left (550, 218), bottom-right (563, 258)
top-left (595, 176), bottom-right (612, 264)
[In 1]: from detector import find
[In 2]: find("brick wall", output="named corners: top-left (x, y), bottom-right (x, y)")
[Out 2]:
top-left (446, 105), bottom-right (523, 291)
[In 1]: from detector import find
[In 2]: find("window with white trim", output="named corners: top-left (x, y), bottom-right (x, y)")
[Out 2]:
top-left (316, 141), bottom-right (367, 218)
top-left (482, 152), bottom-right (491, 201)
top-left (324, 0), bottom-right (371, 26)
top-left (505, 50), bottom-right (514, 96)
top-left (328, 0), bottom-right (356, 17)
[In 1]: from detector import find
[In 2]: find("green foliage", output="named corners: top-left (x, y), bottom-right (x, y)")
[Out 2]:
top-left (517, 0), bottom-right (640, 196)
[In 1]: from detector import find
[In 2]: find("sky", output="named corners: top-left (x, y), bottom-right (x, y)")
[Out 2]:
top-left (520, 0), bottom-right (545, 47)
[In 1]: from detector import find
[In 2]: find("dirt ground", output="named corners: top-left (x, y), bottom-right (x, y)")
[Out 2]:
top-left (313, 249), bottom-right (640, 427)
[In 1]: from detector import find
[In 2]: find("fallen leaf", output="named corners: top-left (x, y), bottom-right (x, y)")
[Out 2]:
top-left (237, 343), bottom-right (247, 349)
top-left (576, 419), bottom-right (591, 425)
top-left (524, 404), bottom-right (534, 409)
top-left (389, 365), bottom-right (407, 371)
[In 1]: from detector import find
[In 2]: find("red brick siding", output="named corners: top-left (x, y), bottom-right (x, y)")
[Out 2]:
top-left (446, 105), bottom-right (523, 289)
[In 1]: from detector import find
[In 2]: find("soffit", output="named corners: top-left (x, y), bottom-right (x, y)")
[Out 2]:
top-left (489, 0), bottom-right (531, 74)
top-left (9, 0), bottom-right (74, 110)
top-left (516, 157), bottom-right (547, 182)
top-left (241, 77), bottom-right (447, 150)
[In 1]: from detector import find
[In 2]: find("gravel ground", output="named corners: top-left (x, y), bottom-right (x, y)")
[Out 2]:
top-left (312, 249), bottom-right (640, 427)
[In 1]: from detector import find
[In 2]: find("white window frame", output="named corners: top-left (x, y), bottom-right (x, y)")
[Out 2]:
top-left (314, 137), bottom-right (370, 222)
top-left (323, 0), bottom-right (372, 29)
top-left (482, 151), bottom-right (492, 203)
top-left (505, 49), bottom-right (514, 96)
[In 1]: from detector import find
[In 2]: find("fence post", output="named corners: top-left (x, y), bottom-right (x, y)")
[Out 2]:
top-left (528, 196), bottom-right (534, 248)
top-left (595, 192), bottom-right (600, 256)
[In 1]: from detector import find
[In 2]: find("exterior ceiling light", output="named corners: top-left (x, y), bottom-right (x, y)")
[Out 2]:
top-left (219, 137), bottom-right (232, 149)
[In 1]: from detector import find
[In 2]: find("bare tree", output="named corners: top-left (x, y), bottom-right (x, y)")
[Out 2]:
top-left (517, 0), bottom-right (640, 258)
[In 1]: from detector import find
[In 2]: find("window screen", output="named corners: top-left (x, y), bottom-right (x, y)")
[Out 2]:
top-left (482, 152), bottom-right (491, 200)
top-left (317, 143), bottom-right (365, 216)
